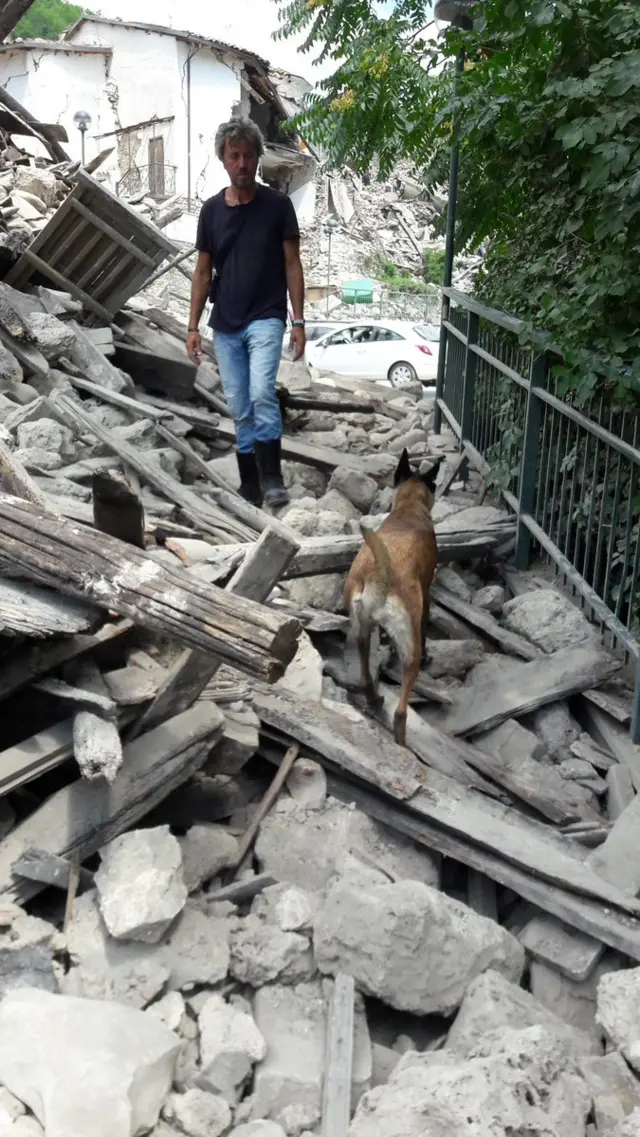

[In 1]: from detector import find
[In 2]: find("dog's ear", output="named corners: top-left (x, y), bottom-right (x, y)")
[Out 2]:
top-left (394, 448), bottom-right (413, 487)
top-left (421, 455), bottom-right (445, 493)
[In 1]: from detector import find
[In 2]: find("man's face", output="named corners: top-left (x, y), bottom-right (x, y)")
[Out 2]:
top-left (223, 137), bottom-right (259, 188)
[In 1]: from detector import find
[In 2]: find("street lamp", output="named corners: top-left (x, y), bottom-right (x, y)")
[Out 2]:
top-left (323, 214), bottom-right (341, 317)
top-left (432, 0), bottom-right (475, 434)
top-left (73, 110), bottom-right (92, 166)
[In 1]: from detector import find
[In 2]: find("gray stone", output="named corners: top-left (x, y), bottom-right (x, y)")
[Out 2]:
top-left (252, 885), bottom-right (317, 935)
top-left (531, 954), bottom-right (620, 1045)
top-left (95, 826), bottom-right (188, 944)
top-left (315, 880), bottom-right (523, 1015)
top-left (425, 638), bottom-right (485, 678)
top-left (177, 826), bottom-right (238, 893)
top-left (198, 993), bottom-right (266, 1102)
top-left (503, 589), bottom-right (598, 653)
top-left (612, 1111), bottom-right (640, 1137)
top-left (351, 1025), bottom-right (590, 1137)
top-left (286, 758), bottom-right (327, 811)
top-left (164, 1089), bottom-right (231, 1137)
top-left (289, 572), bottom-right (346, 612)
top-left (68, 321), bottom-right (132, 394)
top-left (146, 992), bottom-right (186, 1034)
top-left (448, 970), bottom-right (600, 1060)
top-left (63, 890), bottom-right (229, 1001)
top-left (256, 797), bottom-right (439, 894)
top-left (475, 717), bottom-right (547, 766)
top-left (329, 467), bottom-right (378, 512)
top-left (371, 1042), bottom-right (400, 1088)
top-left (387, 429), bottom-right (429, 455)
top-left (282, 461), bottom-right (327, 498)
top-left (231, 1125), bottom-right (286, 1137)
top-left (13, 168), bottom-right (59, 208)
top-left (473, 584), bottom-right (506, 614)
top-left (437, 505), bottom-right (509, 532)
top-left (276, 632), bottom-right (323, 703)
top-left (16, 417), bottom-right (75, 460)
top-left (230, 915), bottom-right (315, 986)
top-left (252, 980), bottom-right (371, 1125)
top-left (22, 313), bottom-right (75, 361)
top-left (317, 488), bottom-right (361, 523)
top-left (579, 1052), bottom-right (640, 1136)
top-left (0, 988), bottom-right (181, 1137)
top-left (597, 968), bottom-right (640, 1073)
top-left (532, 701), bottom-right (581, 759)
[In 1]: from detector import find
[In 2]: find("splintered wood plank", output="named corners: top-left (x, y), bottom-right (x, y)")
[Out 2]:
top-left (0, 493), bottom-right (300, 683)
top-left (431, 583), bottom-right (539, 660)
top-left (518, 913), bottom-right (604, 981)
top-left (71, 660), bottom-right (123, 783)
top-left (321, 973), bottom-right (355, 1137)
top-left (0, 703), bottom-right (224, 905)
top-left (581, 702), bottom-right (640, 792)
top-left (254, 686), bottom-right (432, 801)
top-left (0, 434), bottom-right (61, 516)
top-left (377, 687), bottom-right (596, 823)
top-left (441, 644), bottom-right (620, 737)
top-left (0, 578), bottom-right (100, 638)
top-left (56, 395), bottom-right (254, 542)
top-left (586, 792), bottom-right (640, 898)
top-left (130, 525), bottom-right (300, 736)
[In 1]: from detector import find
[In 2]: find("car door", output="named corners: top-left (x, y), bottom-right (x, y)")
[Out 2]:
top-left (347, 325), bottom-right (383, 378)
top-left (310, 326), bottom-right (358, 375)
top-left (373, 326), bottom-right (406, 379)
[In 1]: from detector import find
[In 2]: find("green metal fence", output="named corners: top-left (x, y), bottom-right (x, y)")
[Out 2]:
top-left (435, 286), bottom-right (640, 741)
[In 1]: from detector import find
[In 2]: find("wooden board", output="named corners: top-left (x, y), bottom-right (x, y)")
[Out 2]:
top-left (0, 619), bottom-right (132, 704)
top-left (0, 493), bottom-right (301, 683)
top-left (586, 793), bottom-right (640, 898)
top-left (0, 704), bottom-right (224, 905)
top-left (431, 583), bottom-right (539, 661)
top-left (441, 644), bottom-right (620, 737)
top-left (0, 578), bottom-right (100, 639)
top-left (581, 702), bottom-right (640, 792)
top-left (113, 342), bottom-right (197, 401)
top-left (213, 417), bottom-right (367, 473)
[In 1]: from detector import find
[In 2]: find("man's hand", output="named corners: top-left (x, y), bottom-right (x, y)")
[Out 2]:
top-left (187, 330), bottom-right (203, 365)
top-left (289, 323), bottom-right (306, 362)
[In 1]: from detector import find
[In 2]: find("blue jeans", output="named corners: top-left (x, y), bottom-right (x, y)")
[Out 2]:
top-left (213, 318), bottom-right (284, 454)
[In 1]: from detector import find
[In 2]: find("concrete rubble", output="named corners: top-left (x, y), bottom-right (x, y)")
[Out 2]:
top-left (0, 97), bottom-right (635, 1137)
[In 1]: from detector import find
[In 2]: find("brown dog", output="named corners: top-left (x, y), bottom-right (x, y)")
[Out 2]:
top-left (344, 448), bottom-right (443, 747)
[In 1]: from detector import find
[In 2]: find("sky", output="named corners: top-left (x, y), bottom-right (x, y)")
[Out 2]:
top-left (93, 0), bottom-right (408, 81)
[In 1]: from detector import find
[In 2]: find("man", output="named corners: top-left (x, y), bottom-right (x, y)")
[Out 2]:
top-left (186, 118), bottom-right (306, 507)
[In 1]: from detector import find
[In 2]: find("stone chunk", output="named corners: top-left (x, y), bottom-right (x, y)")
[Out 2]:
top-left (597, 968), bottom-right (640, 1073)
top-left (95, 826), bottom-right (188, 944)
top-left (252, 884), bottom-right (317, 935)
top-left (16, 417), bottom-right (75, 459)
top-left (230, 916), bottom-right (314, 986)
top-left (0, 987), bottom-right (180, 1137)
top-left (177, 826), bottom-right (238, 893)
top-left (579, 1052), bottom-right (640, 1135)
top-left (315, 880), bottom-right (523, 1015)
top-left (286, 759), bottom-right (327, 811)
top-left (503, 589), bottom-right (597, 653)
top-left (231, 1125), bottom-right (286, 1137)
top-left (329, 467), bottom-right (378, 512)
top-left (198, 993), bottom-right (266, 1102)
top-left (256, 797), bottom-right (439, 893)
top-left (473, 584), bottom-right (505, 614)
top-left (252, 980), bottom-right (371, 1125)
top-left (448, 969), bottom-right (600, 1060)
top-left (165, 1088), bottom-right (231, 1137)
top-left (425, 638), bottom-right (485, 678)
top-left (351, 1025), bottom-right (590, 1137)
top-left (276, 632), bottom-right (323, 703)
top-left (22, 313), bottom-right (75, 361)
top-left (612, 1111), bottom-right (640, 1137)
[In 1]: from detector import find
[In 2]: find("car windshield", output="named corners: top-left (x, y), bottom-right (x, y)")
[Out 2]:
top-left (414, 325), bottom-right (440, 342)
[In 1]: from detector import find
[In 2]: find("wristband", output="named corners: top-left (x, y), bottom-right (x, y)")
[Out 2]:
top-left (188, 326), bottom-right (199, 333)
top-left (292, 319), bottom-right (305, 328)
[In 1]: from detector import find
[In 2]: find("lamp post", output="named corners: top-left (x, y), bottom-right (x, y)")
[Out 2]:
top-left (432, 0), bottom-right (475, 434)
top-left (323, 214), bottom-right (341, 317)
top-left (73, 110), bottom-right (92, 166)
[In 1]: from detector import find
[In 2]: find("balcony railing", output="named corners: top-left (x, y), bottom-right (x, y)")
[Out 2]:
top-left (116, 163), bottom-right (177, 202)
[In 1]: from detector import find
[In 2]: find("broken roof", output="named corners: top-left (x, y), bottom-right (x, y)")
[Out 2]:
top-left (63, 15), bottom-right (270, 72)
top-left (0, 40), bottom-right (111, 54)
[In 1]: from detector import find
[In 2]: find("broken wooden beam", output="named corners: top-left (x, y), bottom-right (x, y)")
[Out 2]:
top-left (130, 525), bottom-right (301, 736)
top-left (0, 578), bottom-right (100, 639)
top-left (442, 644), bottom-right (620, 737)
top-left (431, 583), bottom-right (539, 660)
top-left (321, 973), bottom-right (355, 1137)
top-left (112, 341), bottom-right (197, 400)
top-left (0, 493), bottom-right (301, 683)
top-left (0, 703), bottom-right (224, 906)
top-left (71, 660), bottom-right (123, 783)
top-left (0, 619), bottom-right (133, 704)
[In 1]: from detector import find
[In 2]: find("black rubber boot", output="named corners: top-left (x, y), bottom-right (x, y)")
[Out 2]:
top-left (236, 451), bottom-right (263, 507)
top-left (254, 438), bottom-right (289, 507)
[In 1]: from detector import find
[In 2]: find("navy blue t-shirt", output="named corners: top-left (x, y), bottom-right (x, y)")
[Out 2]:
top-left (196, 185), bottom-right (300, 333)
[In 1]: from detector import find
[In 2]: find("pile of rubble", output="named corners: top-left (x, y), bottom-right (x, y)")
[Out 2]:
top-left (0, 101), bottom-right (639, 1137)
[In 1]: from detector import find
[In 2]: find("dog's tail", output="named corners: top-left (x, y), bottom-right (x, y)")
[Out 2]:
top-left (361, 522), bottom-right (392, 606)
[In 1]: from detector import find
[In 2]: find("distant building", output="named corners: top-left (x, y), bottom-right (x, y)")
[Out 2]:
top-left (0, 16), bottom-right (317, 241)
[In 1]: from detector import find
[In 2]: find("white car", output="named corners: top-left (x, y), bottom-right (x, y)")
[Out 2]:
top-left (305, 320), bottom-right (440, 386)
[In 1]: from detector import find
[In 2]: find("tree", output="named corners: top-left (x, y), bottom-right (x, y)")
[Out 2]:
top-left (275, 0), bottom-right (640, 400)
top-left (13, 0), bottom-right (84, 40)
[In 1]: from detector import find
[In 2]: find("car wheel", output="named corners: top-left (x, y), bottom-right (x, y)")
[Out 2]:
top-left (388, 361), bottom-right (418, 387)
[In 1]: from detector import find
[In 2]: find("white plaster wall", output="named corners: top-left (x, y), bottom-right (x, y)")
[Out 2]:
top-left (185, 43), bottom-right (242, 205)
top-left (0, 48), bottom-right (114, 165)
top-left (289, 177), bottom-right (316, 228)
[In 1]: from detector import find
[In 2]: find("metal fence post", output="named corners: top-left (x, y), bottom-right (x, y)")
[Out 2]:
top-left (515, 351), bottom-right (546, 570)
top-left (632, 658), bottom-right (640, 744)
top-left (460, 309), bottom-right (479, 444)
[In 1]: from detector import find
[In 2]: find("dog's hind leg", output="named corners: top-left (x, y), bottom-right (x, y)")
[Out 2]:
top-left (386, 590), bottom-right (422, 747)
top-left (420, 593), bottom-right (431, 666)
top-left (351, 601), bottom-right (379, 708)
